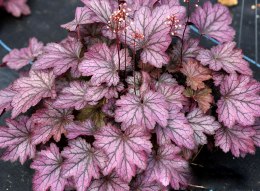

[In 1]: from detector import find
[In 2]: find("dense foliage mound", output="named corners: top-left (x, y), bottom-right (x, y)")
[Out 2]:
top-left (0, 0), bottom-right (260, 190)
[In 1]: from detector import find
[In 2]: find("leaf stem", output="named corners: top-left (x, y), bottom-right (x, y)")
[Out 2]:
top-left (180, 1), bottom-right (191, 65)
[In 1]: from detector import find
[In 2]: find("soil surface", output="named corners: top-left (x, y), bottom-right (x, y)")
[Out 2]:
top-left (0, 0), bottom-right (259, 190)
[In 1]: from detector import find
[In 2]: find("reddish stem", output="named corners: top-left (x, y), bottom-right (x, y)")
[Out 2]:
top-left (180, 1), bottom-right (191, 65)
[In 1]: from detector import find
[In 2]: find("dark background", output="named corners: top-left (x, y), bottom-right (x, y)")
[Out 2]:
top-left (0, 0), bottom-right (259, 190)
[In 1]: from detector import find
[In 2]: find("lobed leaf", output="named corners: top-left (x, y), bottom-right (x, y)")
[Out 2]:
top-left (94, 124), bottom-right (152, 181)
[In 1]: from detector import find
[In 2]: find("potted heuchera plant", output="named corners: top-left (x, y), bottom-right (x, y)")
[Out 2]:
top-left (0, 0), bottom-right (260, 190)
top-left (0, 0), bottom-right (30, 17)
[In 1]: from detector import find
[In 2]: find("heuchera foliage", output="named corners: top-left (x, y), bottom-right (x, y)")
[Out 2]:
top-left (0, 0), bottom-right (260, 190)
top-left (0, 0), bottom-right (30, 17)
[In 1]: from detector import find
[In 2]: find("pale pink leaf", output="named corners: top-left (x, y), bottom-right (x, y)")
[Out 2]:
top-left (88, 172), bottom-right (130, 191)
top-left (79, 43), bottom-right (131, 86)
top-left (125, 5), bottom-right (175, 67)
top-left (31, 144), bottom-right (67, 191)
top-left (11, 70), bottom-right (56, 118)
top-left (130, 173), bottom-right (166, 191)
top-left (171, 39), bottom-right (201, 64)
top-left (86, 0), bottom-right (113, 23)
top-left (156, 84), bottom-right (186, 109)
top-left (65, 119), bottom-right (96, 139)
top-left (215, 125), bottom-right (256, 157)
top-left (62, 138), bottom-right (107, 191)
top-left (156, 107), bottom-right (195, 149)
top-left (33, 39), bottom-right (82, 76)
top-left (0, 116), bottom-right (36, 164)
top-left (187, 108), bottom-right (221, 145)
top-left (191, 1), bottom-right (235, 42)
top-left (0, 84), bottom-right (16, 115)
top-left (3, 0), bottom-right (30, 17)
top-left (61, 7), bottom-right (98, 31)
top-left (197, 42), bottom-right (252, 75)
top-left (144, 144), bottom-right (190, 189)
top-left (32, 101), bottom-right (74, 143)
top-left (53, 81), bottom-right (89, 110)
top-left (94, 124), bottom-right (152, 181)
top-left (115, 91), bottom-right (168, 130)
top-left (217, 74), bottom-right (260, 127)
top-left (86, 83), bottom-right (124, 102)
top-left (3, 37), bottom-right (43, 70)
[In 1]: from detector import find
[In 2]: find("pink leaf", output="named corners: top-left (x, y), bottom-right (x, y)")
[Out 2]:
top-left (156, 107), bottom-right (195, 149)
top-left (53, 81), bottom-right (89, 110)
top-left (212, 72), bottom-right (225, 87)
top-left (217, 74), bottom-right (260, 127)
top-left (62, 138), bottom-right (107, 191)
top-left (65, 119), bottom-right (96, 139)
top-left (191, 1), bottom-right (235, 42)
top-left (3, 0), bottom-right (30, 17)
top-left (102, 98), bottom-right (116, 117)
top-left (0, 85), bottom-right (16, 115)
top-left (181, 60), bottom-right (212, 90)
top-left (171, 39), bottom-right (201, 64)
top-left (33, 39), bottom-right (82, 76)
top-left (31, 144), bottom-right (67, 191)
top-left (144, 144), bottom-right (190, 189)
top-left (11, 70), bottom-right (56, 118)
top-left (3, 37), bottom-right (43, 70)
top-left (88, 172), bottom-right (129, 191)
top-left (0, 116), bottom-right (36, 164)
top-left (215, 125), bottom-right (256, 157)
top-left (130, 173), bottom-right (166, 191)
top-left (32, 101), bottom-right (74, 143)
top-left (61, 7), bottom-right (98, 31)
top-left (85, 0), bottom-right (113, 23)
top-left (197, 42), bottom-right (252, 75)
top-left (86, 83), bottom-right (124, 102)
top-left (125, 5), bottom-right (175, 68)
top-left (155, 73), bottom-right (178, 87)
top-left (156, 84), bottom-right (186, 109)
top-left (79, 43), bottom-right (131, 86)
top-left (187, 108), bottom-right (221, 145)
top-left (94, 124), bottom-right (152, 181)
top-left (115, 91), bottom-right (168, 130)
top-left (252, 119), bottom-right (260, 147)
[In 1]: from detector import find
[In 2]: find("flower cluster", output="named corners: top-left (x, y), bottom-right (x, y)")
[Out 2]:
top-left (0, 0), bottom-right (260, 190)
top-left (0, 0), bottom-right (30, 17)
